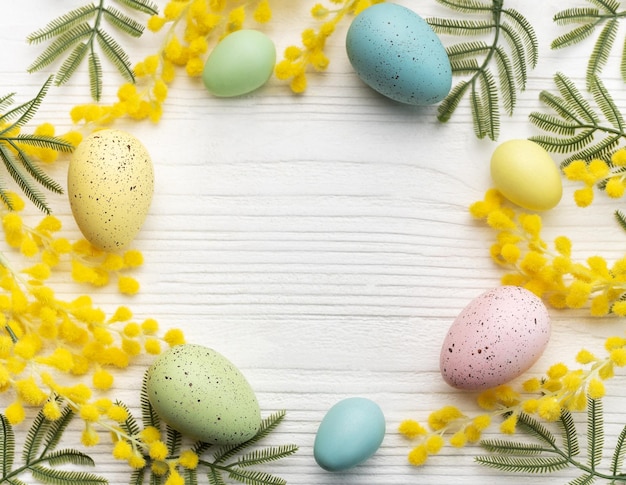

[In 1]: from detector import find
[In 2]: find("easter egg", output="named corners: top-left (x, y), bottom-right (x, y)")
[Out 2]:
top-left (440, 286), bottom-right (551, 391)
top-left (491, 139), bottom-right (563, 211)
top-left (314, 397), bottom-right (385, 471)
top-left (202, 29), bottom-right (276, 97)
top-left (146, 344), bottom-right (261, 445)
top-left (345, 3), bottom-right (452, 105)
top-left (68, 129), bottom-right (154, 251)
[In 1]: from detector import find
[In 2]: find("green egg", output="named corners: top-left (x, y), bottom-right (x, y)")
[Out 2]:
top-left (146, 344), bottom-right (261, 445)
top-left (202, 29), bottom-right (276, 97)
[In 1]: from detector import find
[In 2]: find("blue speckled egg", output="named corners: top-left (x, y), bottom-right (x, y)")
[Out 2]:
top-left (314, 397), bottom-right (385, 471)
top-left (440, 286), bottom-right (551, 391)
top-left (346, 3), bottom-right (452, 105)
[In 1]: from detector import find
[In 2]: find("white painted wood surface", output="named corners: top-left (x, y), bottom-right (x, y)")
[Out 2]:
top-left (3, 1), bottom-right (626, 483)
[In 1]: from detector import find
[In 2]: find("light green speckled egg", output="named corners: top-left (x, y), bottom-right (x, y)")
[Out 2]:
top-left (146, 344), bottom-right (261, 445)
top-left (68, 129), bottom-right (154, 251)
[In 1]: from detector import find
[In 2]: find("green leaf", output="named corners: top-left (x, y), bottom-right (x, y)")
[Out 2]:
top-left (587, 398), bottom-right (604, 470)
top-left (140, 372), bottom-right (160, 430)
top-left (0, 414), bottom-right (15, 477)
top-left (554, 72), bottom-right (598, 124)
top-left (166, 426), bottom-right (181, 457)
top-left (41, 405), bottom-right (74, 455)
top-left (103, 6), bottom-right (144, 37)
top-left (554, 7), bottom-right (601, 26)
top-left (27, 23), bottom-right (93, 73)
top-left (96, 28), bottom-right (134, 82)
top-left (55, 42), bottom-right (90, 86)
top-left (587, 19), bottom-right (618, 89)
top-left (568, 474), bottom-right (595, 485)
top-left (528, 113), bottom-right (578, 136)
top-left (88, 51), bottom-right (103, 101)
top-left (27, 4), bottom-right (97, 43)
top-left (130, 468), bottom-right (146, 485)
top-left (428, 1), bottom-right (537, 140)
top-left (610, 422), bottom-right (626, 474)
top-left (116, 400), bottom-right (141, 437)
top-left (227, 467), bottom-right (287, 485)
top-left (236, 445), bottom-right (299, 467)
top-left (27, 0), bottom-right (153, 99)
top-left (475, 455), bottom-right (570, 474)
top-left (434, 0), bottom-right (492, 13)
top-left (589, 0), bottom-right (620, 14)
top-left (22, 407), bottom-right (50, 464)
top-left (183, 468), bottom-right (198, 485)
top-left (207, 468), bottom-right (227, 485)
top-left (479, 439), bottom-right (545, 455)
top-left (30, 465), bottom-right (108, 485)
top-left (45, 449), bottom-right (95, 468)
top-left (0, 144), bottom-right (50, 213)
top-left (114, 0), bottom-right (159, 15)
top-left (590, 75), bottom-right (624, 131)
top-left (552, 22), bottom-right (598, 50)
top-left (494, 46), bottom-right (516, 115)
top-left (558, 410), bottom-right (580, 458)
top-left (515, 412), bottom-right (557, 447)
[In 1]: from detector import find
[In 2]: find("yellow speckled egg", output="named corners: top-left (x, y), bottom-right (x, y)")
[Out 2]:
top-left (68, 129), bottom-right (154, 251)
top-left (490, 139), bottom-right (562, 211)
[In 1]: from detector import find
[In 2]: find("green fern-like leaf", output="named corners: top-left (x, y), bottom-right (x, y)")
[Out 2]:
top-left (1, 405), bottom-right (106, 485)
top-left (529, 73), bottom-right (626, 166)
top-left (140, 372), bottom-right (160, 430)
top-left (587, 398), bottom-right (604, 470)
top-left (610, 422), bottom-right (626, 475)
top-left (558, 410), bottom-right (580, 458)
top-left (227, 468), bottom-right (287, 485)
top-left (236, 445), bottom-right (300, 468)
top-left (552, 0), bottom-right (626, 86)
top-left (30, 465), bottom-right (107, 485)
top-left (27, 0), bottom-right (157, 100)
top-left (0, 414), bottom-right (15, 478)
top-left (615, 210), bottom-right (626, 234)
top-left (476, 454), bottom-right (570, 473)
top-left (428, 0), bottom-right (538, 140)
top-left (0, 78), bottom-right (73, 213)
top-left (166, 427), bottom-right (182, 457)
top-left (479, 439), bottom-right (545, 455)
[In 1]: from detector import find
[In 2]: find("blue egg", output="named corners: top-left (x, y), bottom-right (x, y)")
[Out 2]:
top-left (346, 3), bottom-right (452, 105)
top-left (313, 397), bottom-right (385, 471)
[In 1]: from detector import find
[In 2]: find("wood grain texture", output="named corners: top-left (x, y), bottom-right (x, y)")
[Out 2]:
top-left (2, 1), bottom-right (626, 484)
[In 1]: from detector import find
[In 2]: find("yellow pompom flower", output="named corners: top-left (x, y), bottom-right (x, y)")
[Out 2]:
top-left (80, 404), bottom-right (101, 422)
top-left (123, 250), bottom-right (144, 267)
top-left (610, 348), bottom-right (626, 367)
top-left (119, 276), bottom-right (140, 295)
top-left (164, 328), bottom-right (185, 346)
top-left (165, 469), bottom-right (185, 485)
top-left (611, 148), bottom-right (626, 166)
top-left (537, 396), bottom-right (561, 421)
top-left (424, 434), bottom-right (444, 454)
top-left (605, 336), bottom-right (626, 351)
top-left (148, 15), bottom-right (167, 32)
top-left (5, 401), bottom-right (25, 424)
top-left (500, 414), bottom-right (517, 434)
top-left (113, 439), bottom-right (133, 460)
top-left (407, 444), bottom-right (428, 466)
top-left (16, 377), bottom-right (48, 405)
top-left (93, 368), bottom-right (114, 390)
top-left (149, 440), bottom-right (169, 460)
top-left (145, 338), bottom-right (162, 354)
top-left (179, 449), bottom-right (199, 469)
top-left (547, 362), bottom-right (568, 379)
top-left (449, 430), bottom-right (467, 448)
top-left (587, 379), bottom-right (605, 399)
top-left (576, 349), bottom-right (596, 364)
top-left (142, 318), bottom-right (159, 334)
top-left (573, 186), bottom-right (594, 207)
top-left (107, 405), bottom-right (129, 423)
top-left (128, 453), bottom-right (147, 469)
top-left (398, 419), bottom-right (427, 438)
top-left (605, 177), bottom-right (625, 198)
top-left (43, 399), bottom-right (62, 421)
top-left (81, 426), bottom-right (100, 446)
top-left (253, 0), bottom-right (272, 23)
top-left (140, 426), bottom-right (162, 444)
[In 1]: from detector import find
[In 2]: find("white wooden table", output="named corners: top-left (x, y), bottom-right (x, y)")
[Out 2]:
top-left (3, 1), bottom-right (626, 484)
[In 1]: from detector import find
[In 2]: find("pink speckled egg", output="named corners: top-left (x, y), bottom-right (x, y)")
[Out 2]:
top-left (440, 286), bottom-right (550, 390)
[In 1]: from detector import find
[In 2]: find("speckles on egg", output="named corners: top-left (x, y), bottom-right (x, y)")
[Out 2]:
top-left (440, 286), bottom-right (551, 390)
top-left (146, 344), bottom-right (261, 445)
top-left (68, 129), bottom-right (154, 251)
top-left (346, 3), bottom-right (452, 105)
